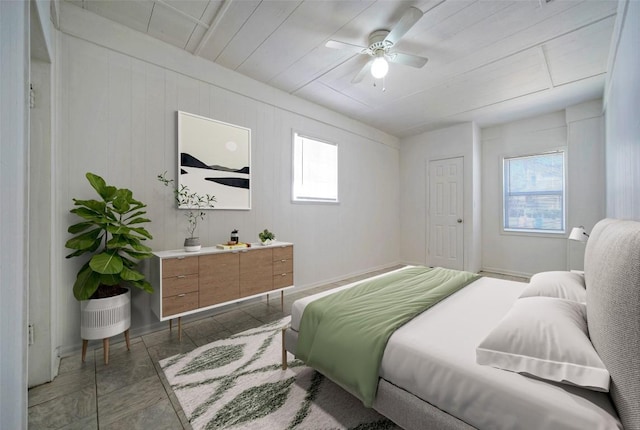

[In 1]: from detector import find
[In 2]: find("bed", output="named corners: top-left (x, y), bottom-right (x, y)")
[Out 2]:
top-left (282, 218), bottom-right (640, 430)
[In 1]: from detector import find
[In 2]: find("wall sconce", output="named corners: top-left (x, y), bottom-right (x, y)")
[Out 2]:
top-left (569, 226), bottom-right (589, 242)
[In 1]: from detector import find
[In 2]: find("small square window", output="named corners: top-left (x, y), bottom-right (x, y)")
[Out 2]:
top-left (292, 132), bottom-right (338, 203)
top-left (503, 152), bottom-right (565, 234)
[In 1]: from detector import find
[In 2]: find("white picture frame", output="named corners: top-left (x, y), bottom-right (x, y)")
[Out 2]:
top-left (177, 111), bottom-right (251, 210)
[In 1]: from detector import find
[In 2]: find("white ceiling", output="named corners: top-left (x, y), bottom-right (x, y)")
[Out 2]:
top-left (66, 0), bottom-right (618, 137)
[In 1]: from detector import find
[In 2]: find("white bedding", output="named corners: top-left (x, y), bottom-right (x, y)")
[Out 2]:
top-left (291, 271), bottom-right (622, 430)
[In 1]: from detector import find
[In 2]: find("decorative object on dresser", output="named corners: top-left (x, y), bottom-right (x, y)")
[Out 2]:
top-left (148, 242), bottom-right (294, 340)
top-left (64, 172), bottom-right (154, 364)
top-left (258, 228), bottom-right (275, 245)
top-left (157, 171), bottom-right (216, 252)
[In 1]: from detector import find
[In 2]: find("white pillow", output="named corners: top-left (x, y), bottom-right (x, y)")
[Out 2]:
top-left (476, 297), bottom-right (609, 392)
top-left (519, 271), bottom-right (586, 303)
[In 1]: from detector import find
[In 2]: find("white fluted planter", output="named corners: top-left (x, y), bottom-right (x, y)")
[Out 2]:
top-left (80, 288), bottom-right (131, 364)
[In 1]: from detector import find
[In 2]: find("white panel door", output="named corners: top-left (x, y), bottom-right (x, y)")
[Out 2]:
top-left (428, 157), bottom-right (464, 270)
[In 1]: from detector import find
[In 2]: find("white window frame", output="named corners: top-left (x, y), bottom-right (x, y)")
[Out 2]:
top-left (502, 150), bottom-right (566, 235)
top-left (291, 131), bottom-right (339, 203)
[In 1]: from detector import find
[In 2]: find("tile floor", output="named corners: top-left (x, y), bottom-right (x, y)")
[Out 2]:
top-left (27, 267), bottom-right (527, 430)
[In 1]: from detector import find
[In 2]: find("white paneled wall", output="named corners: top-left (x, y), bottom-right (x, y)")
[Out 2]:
top-left (481, 103), bottom-right (605, 277)
top-left (1, 1), bottom-right (29, 427)
top-left (54, 9), bottom-right (400, 352)
top-left (605, 0), bottom-right (640, 220)
top-left (399, 123), bottom-right (481, 272)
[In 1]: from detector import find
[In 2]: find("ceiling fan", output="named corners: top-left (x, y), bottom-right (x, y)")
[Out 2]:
top-left (325, 6), bottom-right (428, 83)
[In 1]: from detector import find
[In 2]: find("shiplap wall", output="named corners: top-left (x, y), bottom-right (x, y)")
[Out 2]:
top-left (481, 102), bottom-right (605, 277)
top-left (54, 6), bottom-right (400, 352)
top-left (605, 0), bottom-right (640, 220)
top-left (0, 1), bottom-right (29, 427)
top-left (399, 122), bottom-right (482, 272)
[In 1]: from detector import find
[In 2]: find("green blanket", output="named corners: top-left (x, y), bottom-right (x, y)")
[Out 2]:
top-left (296, 266), bottom-right (479, 407)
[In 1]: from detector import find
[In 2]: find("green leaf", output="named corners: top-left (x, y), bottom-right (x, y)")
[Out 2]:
top-left (65, 228), bottom-right (102, 250)
top-left (73, 199), bottom-right (106, 213)
top-left (70, 207), bottom-right (106, 223)
top-left (89, 251), bottom-right (123, 275)
top-left (65, 248), bottom-right (88, 259)
top-left (73, 263), bottom-right (101, 300)
top-left (129, 241), bottom-right (152, 252)
top-left (67, 221), bottom-right (94, 234)
top-left (86, 172), bottom-right (117, 201)
top-left (107, 224), bottom-right (129, 235)
top-left (120, 267), bottom-right (144, 281)
top-left (127, 217), bottom-right (151, 225)
top-left (112, 189), bottom-right (133, 213)
top-left (122, 249), bottom-right (153, 260)
top-left (99, 273), bottom-right (120, 286)
top-left (129, 279), bottom-right (153, 294)
top-left (130, 227), bottom-right (153, 240)
top-left (123, 210), bottom-right (147, 221)
top-left (107, 235), bottom-right (130, 248)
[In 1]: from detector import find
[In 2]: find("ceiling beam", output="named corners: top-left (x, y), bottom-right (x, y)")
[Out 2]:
top-left (153, 0), bottom-right (211, 28)
top-left (193, 0), bottom-right (234, 56)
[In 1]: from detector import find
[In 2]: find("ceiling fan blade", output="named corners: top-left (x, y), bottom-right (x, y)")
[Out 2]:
top-left (388, 52), bottom-right (428, 68)
top-left (351, 59), bottom-right (373, 83)
top-left (385, 6), bottom-right (423, 46)
top-left (325, 39), bottom-right (367, 54)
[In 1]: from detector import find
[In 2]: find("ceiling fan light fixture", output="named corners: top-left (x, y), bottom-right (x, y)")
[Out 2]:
top-left (371, 54), bottom-right (389, 79)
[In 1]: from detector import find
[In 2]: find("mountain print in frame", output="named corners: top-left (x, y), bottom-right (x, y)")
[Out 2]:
top-left (177, 111), bottom-right (251, 210)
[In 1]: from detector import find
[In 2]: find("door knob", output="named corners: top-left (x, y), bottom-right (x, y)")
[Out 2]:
top-left (457, 219), bottom-right (463, 223)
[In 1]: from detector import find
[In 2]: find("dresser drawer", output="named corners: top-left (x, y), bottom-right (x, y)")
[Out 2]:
top-left (273, 258), bottom-right (293, 274)
top-left (162, 273), bottom-right (199, 297)
top-left (163, 291), bottom-right (199, 316)
top-left (162, 256), bottom-right (198, 278)
top-left (273, 272), bottom-right (293, 290)
top-left (272, 245), bottom-right (293, 262)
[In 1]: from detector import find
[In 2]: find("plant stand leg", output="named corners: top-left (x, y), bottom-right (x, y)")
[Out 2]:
top-left (81, 339), bottom-right (88, 362)
top-left (169, 319), bottom-right (172, 332)
top-left (281, 291), bottom-right (284, 312)
top-left (103, 338), bottom-right (110, 365)
top-left (266, 293), bottom-right (270, 307)
top-left (124, 329), bottom-right (130, 351)
top-left (281, 328), bottom-right (288, 370)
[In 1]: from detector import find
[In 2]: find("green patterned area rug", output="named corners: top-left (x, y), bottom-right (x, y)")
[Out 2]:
top-left (160, 317), bottom-right (400, 430)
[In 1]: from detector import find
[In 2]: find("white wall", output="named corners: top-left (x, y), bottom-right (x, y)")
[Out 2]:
top-left (481, 102), bottom-right (605, 277)
top-left (604, 0), bottom-right (640, 220)
top-left (0, 1), bottom-right (29, 428)
top-left (53, 4), bottom-right (401, 354)
top-left (399, 122), bottom-right (481, 272)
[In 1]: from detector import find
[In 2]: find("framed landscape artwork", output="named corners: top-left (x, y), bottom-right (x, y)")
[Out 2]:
top-left (177, 111), bottom-right (251, 210)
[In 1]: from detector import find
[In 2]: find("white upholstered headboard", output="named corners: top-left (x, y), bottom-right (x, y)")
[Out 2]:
top-left (584, 218), bottom-right (640, 430)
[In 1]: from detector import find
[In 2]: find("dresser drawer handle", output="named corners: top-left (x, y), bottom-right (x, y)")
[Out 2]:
top-left (281, 273), bottom-right (287, 277)
top-left (176, 275), bottom-right (186, 279)
top-left (178, 294), bottom-right (186, 297)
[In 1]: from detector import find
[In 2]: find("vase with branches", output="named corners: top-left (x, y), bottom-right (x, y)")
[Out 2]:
top-left (158, 171), bottom-right (216, 251)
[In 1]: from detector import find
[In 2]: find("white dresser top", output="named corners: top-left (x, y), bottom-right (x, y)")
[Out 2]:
top-left (153, 241), bottom-right (293, 259)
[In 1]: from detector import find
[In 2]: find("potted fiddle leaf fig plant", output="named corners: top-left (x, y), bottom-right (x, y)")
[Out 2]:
top-left (157, 171), bottom-right (216, 251)
top-left (65, 172), bottom-right (153, 363)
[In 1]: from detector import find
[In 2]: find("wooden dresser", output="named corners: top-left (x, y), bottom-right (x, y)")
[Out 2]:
top-left (148, 242), bottom-right (294, 325)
